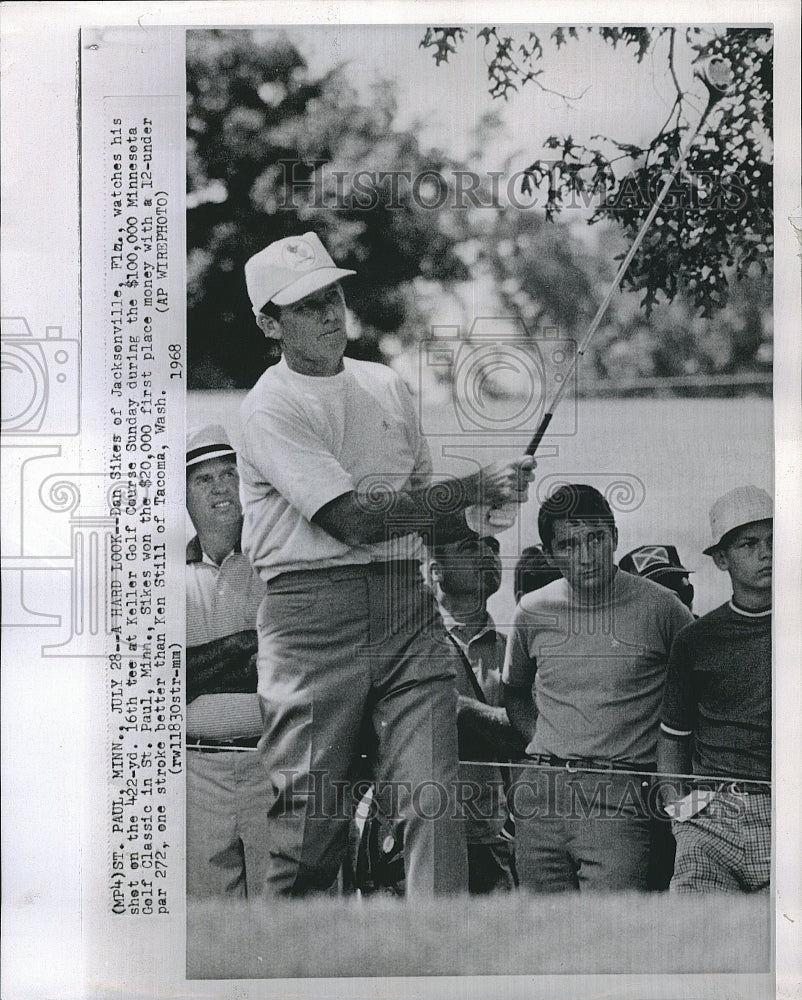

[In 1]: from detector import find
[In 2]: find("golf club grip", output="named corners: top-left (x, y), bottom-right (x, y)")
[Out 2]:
top-left (526, 412), bottom-right (553, 456)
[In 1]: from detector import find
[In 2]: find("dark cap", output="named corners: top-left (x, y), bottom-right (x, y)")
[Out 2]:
top-left (619, 544), bottom-right (691, 580)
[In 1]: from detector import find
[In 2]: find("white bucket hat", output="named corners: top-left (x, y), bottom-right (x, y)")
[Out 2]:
top-left (186, 423), bottom-right (236, 469)
top-left (244, 232), bottom-right (356, 313)
top-left (703, 485), bottom-right (773, 555)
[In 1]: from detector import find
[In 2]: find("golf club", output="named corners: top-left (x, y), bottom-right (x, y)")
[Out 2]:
top-left (525, 54), bottom-right (735, 457)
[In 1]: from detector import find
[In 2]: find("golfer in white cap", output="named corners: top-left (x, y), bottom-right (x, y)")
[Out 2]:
top-left (237, 232), bottom-right (534, 897)
top-left (657, 485), bottom-right (773, 892)
top-left (184, 424), bottom-right (270, 899)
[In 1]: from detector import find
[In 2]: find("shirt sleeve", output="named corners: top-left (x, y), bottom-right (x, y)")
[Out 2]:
top-left (240, 398), bottom-right (355, 522)
top-left (664, 594), bottom-right (696, 646)
top-left (502, 603), bottom-right (537, 689)
top-left (394, 372), bottom-right (432, 487)
top-left (659, 625), bottom-right (696, 736)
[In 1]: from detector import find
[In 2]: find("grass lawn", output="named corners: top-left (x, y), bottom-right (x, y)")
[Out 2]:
top-left (187, 890), bottom-right (771, 980)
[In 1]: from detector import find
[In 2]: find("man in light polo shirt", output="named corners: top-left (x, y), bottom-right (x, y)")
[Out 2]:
top-left (185, 424), bottom-right (269, 899)
top-left (425, 533), bottom-right (526, 893)
top-left (503, 484), bottom-right (693, 891)
top-left (237, 231), bottom-right (534, 897)
top-left (658, 486), bottom-right (772, 892)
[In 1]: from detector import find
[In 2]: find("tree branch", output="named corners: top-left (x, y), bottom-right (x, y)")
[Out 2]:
top-left (667, 28), bottom-right (684, 103)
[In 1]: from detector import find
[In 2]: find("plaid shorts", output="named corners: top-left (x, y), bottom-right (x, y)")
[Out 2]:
top-left (671, 789), bottom-right (771, 893)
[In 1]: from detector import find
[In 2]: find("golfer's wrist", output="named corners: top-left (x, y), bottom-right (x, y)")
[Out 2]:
top-left (457, 471), bottom-right (482, 508)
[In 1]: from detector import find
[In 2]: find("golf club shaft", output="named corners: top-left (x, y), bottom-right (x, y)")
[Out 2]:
top-left (526, 96), bottom-right (717, 457)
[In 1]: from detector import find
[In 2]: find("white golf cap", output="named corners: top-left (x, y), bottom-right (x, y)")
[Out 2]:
top-left (244, 232), bottom-right (356, 313)
top-left (703, 485), bottom-right (773, 555)
top-left (186, 423), bottom-right (236, 468)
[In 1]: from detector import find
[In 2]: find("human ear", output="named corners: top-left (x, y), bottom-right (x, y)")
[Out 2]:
top-left (256, 312), bottom-right (282, 341)
top-left (711, 549), bottom-right (729, 573)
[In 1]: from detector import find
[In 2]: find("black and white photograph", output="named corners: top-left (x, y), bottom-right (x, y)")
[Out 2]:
top-left (2, 4), bottom-right (801, 999)
top-left (183, 19), bottom-right (779, 981)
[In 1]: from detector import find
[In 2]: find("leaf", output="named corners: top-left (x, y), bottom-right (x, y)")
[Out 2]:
top-left (419, 23), bottom-right (773, 320)
top-left (419, 26), bottom-right (467, 66)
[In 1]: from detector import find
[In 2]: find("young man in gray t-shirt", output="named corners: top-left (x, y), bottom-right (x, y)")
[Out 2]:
top-left (503, 484), bottom-right (693, 892)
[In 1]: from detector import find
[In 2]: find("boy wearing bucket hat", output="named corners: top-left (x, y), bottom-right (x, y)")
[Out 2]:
top-left (658, 486), bottom-right (773, 892)
top-left (184, 424), bottom-right (270, 898)
top-left (237, 232), bottom-right (534, 897)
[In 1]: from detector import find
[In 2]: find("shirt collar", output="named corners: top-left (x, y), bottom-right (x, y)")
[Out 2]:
top-left (729, 600), bottom-right (771, 618)
top-left (440, 609), bottom-right (495, 646)
top-left (186, 535), bottom-right (241, 566)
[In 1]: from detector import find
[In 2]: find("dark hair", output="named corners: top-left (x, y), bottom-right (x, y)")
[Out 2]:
top-left (429, 532), bottom-right (500, 561)
top-left (538, 484), bottom-right (616, 553)
top-left (514, 545), bottom-right (562, 602)
top-left (259, 300), bottom-right (282, 321)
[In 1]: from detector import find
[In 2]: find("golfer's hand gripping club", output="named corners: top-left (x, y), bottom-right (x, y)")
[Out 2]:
top-left (466, 456), bottom-right (535, 535)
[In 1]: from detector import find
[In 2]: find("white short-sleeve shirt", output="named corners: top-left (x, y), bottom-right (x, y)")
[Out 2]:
top-left (238, 357), bottom-right (431, 581)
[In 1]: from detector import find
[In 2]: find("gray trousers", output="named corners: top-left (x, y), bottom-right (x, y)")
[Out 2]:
top-left (511, 767), bottom-right (652, 892)
top-left (186, 747), bottom-right (273, 899)
top-left (256, 562), bottom-right (469, 897)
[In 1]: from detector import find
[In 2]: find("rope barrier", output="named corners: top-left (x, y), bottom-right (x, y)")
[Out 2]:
top-left (186, 743), bottom-right (261, 752)
top-left (185, 742), bottom-right (771, 788)
top-left (461, 758), bottom-right (772, 787)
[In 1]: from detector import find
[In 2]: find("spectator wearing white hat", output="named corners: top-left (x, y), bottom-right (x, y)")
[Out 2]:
top-left (185, 424), bottom-right (270, 899)
top-left (658, 486), bottom-right (773, 893)
top-left (237, 232), bottom-right (534, 897)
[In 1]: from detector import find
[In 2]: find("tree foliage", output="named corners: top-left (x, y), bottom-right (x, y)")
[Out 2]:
top-left (186, 28), bottom-right (771, 395)
top-left (187, 30), bottom-right (470, 387)
top-left (420, 26), bottom-right (773, 317)
top-left (473, 208), bottom-right (771, 396)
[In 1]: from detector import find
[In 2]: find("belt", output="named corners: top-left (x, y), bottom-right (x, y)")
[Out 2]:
top-left (186, 736), bottom-right (261, 753)
top-left (524, 753), bottom-right (656, 774)
top-left (269, 560), bottom-right (422, 586)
